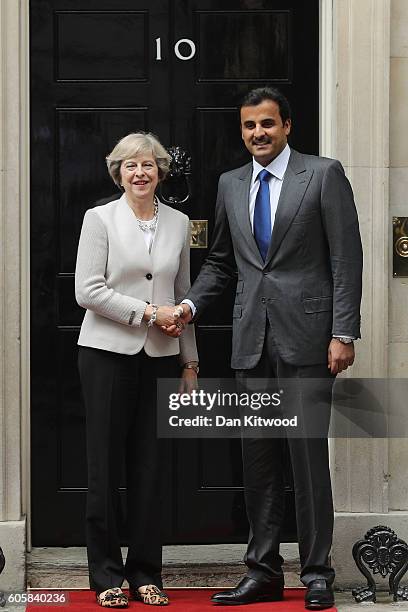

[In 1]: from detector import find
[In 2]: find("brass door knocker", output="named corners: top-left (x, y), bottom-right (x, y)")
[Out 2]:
top-left (159, 146), bottom-right (192, 205)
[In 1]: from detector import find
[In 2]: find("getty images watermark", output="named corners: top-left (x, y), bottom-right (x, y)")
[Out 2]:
top-left (157, 378), bottom-right (308, 438)
top-left (158, 378), bottom-right (408, 439)
top-left (167, 389), bottom-right (297, 429)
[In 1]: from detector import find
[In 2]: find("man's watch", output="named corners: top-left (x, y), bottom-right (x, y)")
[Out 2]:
top-left (336, 337), bottom-right (354, 345)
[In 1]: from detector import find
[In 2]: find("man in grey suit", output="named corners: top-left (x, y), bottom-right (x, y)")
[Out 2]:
top-left (176, 87), bottom-right (362, 610)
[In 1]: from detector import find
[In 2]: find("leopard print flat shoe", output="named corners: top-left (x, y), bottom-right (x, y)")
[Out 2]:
top-left (132, 584), bottom-right (169, 606)
top-left (96, 587), bottom-right (129, 608)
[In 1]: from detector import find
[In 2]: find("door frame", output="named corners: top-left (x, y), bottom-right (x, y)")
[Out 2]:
top-left (21, 0), bottom-right (32, 549)
top-left (20, 0), bottom-right (335, 550)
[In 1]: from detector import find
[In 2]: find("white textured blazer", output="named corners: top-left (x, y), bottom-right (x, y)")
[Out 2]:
top-left (75, 194), bottom-right (198, 363)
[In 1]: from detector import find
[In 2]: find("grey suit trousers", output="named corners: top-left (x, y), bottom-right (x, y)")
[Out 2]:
top-left (236, 321), bottom-right (335, 586)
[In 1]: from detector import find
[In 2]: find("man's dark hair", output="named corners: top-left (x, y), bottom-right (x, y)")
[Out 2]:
top-left (240, 87), bottom-right (291, 125)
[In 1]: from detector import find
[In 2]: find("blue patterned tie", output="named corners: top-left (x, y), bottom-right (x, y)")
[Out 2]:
top-left (254, 169), bottom-right (272, 261)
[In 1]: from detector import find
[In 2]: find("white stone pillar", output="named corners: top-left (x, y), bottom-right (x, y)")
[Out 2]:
top-left (0, 0), bottom-right (28, 592)
top-left (388, 0), bottom-right (408, 514)
top-left (329, 0), bottom-right (394, 588)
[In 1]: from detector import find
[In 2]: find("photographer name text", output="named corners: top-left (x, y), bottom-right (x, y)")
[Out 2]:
top-left (169, 415), bottom-right (298, 428)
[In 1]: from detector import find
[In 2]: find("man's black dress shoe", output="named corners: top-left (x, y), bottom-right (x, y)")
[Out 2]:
top-left (305, 579), bottom-right (334, 610)
top-left (210, 576), bottom-right (284, 605)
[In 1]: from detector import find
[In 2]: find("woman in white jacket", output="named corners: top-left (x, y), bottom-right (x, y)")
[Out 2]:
top-left (75, 132), bottom-right (198, 608)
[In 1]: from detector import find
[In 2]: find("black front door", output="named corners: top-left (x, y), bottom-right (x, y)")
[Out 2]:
top-left (30, 0), bottom-right (319, 546)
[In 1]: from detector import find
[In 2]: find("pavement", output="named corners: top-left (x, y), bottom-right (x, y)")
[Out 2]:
top-left (336, 591), bottom-right (408, 611)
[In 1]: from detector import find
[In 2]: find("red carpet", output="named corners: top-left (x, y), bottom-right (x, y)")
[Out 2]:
top-left (27, 588), bottom-right (337, 611)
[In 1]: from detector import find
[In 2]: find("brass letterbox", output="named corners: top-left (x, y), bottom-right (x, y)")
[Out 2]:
top-left (393, 217), bottom-right (408, 277)
top-left (190, 220), bottom-right (208, 249)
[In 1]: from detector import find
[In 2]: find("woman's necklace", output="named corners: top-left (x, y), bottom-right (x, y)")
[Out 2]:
top-left (134, 198), bottom-right (159, 233)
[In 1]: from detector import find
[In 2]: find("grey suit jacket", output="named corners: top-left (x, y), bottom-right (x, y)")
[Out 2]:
top-left (187, 149), bottom-right (362, 369)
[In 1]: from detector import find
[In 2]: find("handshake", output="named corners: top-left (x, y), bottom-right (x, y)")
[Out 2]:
top-left (143, 303), bottom-right (192, 338)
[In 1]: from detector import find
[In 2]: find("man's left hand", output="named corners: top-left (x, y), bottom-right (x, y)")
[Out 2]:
top-left (328, 338), bottom-right (355, 374)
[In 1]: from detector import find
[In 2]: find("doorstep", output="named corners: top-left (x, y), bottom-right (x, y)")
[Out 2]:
top-left (27, 544), bottom-right (302, 589)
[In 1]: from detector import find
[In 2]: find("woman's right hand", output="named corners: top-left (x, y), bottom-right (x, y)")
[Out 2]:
top-left (143, 304), bottom-right (183, 337)
top-left (155, 305), bottom-right (179, 327)
top-left (157, 306), bottom-right (184, 337)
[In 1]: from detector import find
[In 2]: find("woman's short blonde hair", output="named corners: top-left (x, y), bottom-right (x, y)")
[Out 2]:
top-left (106, 132), bottom-right (171, 187)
